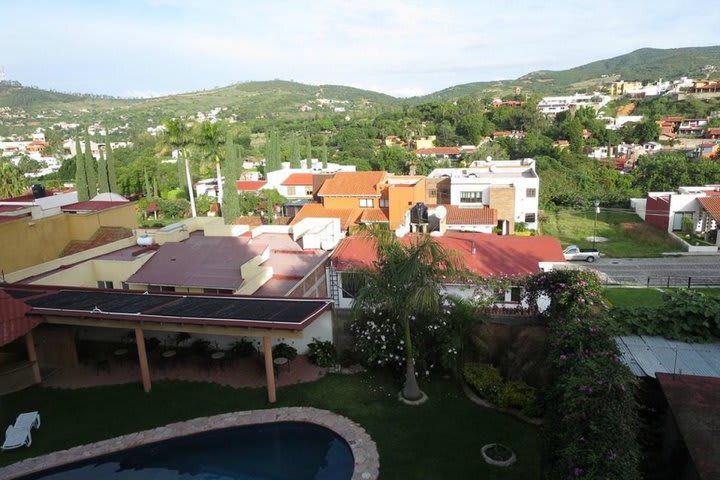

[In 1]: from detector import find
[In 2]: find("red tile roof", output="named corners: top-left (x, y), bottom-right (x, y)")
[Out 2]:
top-left (414, 147), bottom-right (462, 155)
top-left (282, 173), bottom-right (314, 186)
top-left (331, 232), bottom-right (565, 277)
top-left (445, 206), bottom-right (497, 225)
top-left (0, 289), bottom-right (39, 347)
top-left (61, 201), bottom-right (128, 213)
top-left (236, 181), bottom-right (267, 192)
top-left (698, 197), bottom-right (720, 223)
top-left (290, 203), bottom-right (357, 230)
top-left (359, 208), bottom-right (389, 223)
top-left (317, 171), bottom-right (386, 197)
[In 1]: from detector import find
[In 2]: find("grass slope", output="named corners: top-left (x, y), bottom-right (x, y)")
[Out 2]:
top-left (540, 208), bottom-right (683, 257)
top-left (0, 374), bottom-right (540, 479)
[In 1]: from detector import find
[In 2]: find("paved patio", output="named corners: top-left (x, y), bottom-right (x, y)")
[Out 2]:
top-left (41, 354), bottom-right (326, 390)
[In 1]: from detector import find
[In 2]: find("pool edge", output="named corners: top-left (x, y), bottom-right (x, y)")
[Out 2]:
top-left (0, 407), bottom-right (379, 480)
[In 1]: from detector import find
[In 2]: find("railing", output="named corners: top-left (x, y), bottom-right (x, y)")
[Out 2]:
top-left (607, 276), bottom-right (720, 288)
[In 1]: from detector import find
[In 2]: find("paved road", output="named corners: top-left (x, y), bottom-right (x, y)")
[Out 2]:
top-left (587, 255), bottom-right (720, 287)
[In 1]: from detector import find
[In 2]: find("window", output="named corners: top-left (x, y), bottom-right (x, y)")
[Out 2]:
top-left (121, 282), bottom-right (129, 290)
top-left (341, 272), bottom-right (364, 299)
top-left (525, 213), bottom-right (536, 223)
top-left (203, 288), bottom-right (234, 294)
top-left (429, 189), bottom-right (437, 197)
top-left (97, 280), bottom-right (114, 289)
top-left (359, 198), bottom-right (373, 208)
top-left (526, 188), bottom-right (537, 198)
top-left (149, 285), bottom-right (175, 292)
top-left (379, 199), bottom-right (389, 208)
top-left (460, 191), bottom-right (483, 203)
top-left (305, 186), bottom-right (313, 195)
top-left (510, 287), bottom-right (522, 303)
top-left (287, 186), bottom-right (297, 196)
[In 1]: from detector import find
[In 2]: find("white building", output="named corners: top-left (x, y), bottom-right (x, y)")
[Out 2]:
top-left (537, 92), bottom-right (611, 116)
top-left (427, 158), bottom-right (540, 231)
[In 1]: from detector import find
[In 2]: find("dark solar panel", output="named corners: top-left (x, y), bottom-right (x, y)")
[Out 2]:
top-left (26, 290), bottom-right (173, 314)
top-left (149, 297), bottom-right (324, 323)
top-left (2, 288), bottom-right (43, 299)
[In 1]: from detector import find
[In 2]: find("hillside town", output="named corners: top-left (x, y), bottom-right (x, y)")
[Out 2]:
top-left (1, 22), bottom-right (720, 480)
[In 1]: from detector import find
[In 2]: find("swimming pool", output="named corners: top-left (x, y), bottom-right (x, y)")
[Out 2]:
top-left (17, 422), bottom-right (354, 480)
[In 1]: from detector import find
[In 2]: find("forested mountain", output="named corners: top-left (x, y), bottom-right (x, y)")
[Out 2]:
top-left (1, 46), bottom-right (717, 117)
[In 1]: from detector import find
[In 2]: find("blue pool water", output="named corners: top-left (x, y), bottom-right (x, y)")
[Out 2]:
top-left (18, 422), bottom-right (354, 480)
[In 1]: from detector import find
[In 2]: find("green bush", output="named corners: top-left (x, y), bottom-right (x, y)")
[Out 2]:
top-left (497, 380), bottom-right (537, 415)
top-left (307, 338), bottom-right (337, 367)
top-left (463, 363), bottom-right (503, 404)
top-left (272, 342), bottom-right (297, 361)
top-left (164, 188), bottom-right (186, 200)
top-left (229, 339), bottom-right (257, 357)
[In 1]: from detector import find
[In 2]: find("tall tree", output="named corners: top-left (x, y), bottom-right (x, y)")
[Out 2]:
top-left (143, 168), bottom-right (152, 197)
top-left (265, 131), bottom-right (281, 173)
top-left (97, 149), bottom-right (110, 193)
top-left (290, 135), bottom-right (301, 168)
top-left (222, 138), bottom-right (241, 224)
top-left (351, 228), bottom-right (465, 401)
top-left (322, 141), bottom-right (328, 169)
top-left (199, 121), bottom-right (225, 204)
top-left (83, 137), bottom-right (97, 198)
top-left (0, 163), bottom-right (26, 199)
top-left (563, 117), bottom-right (585, 155)
top-left (163, 118), bottom-right (197, 217)
top-left (105, 141), bottom-right (118, 193)
top-left (305, 136), bottom-right (313, 166)
top-left (74, 137), bottom-right (89, 201)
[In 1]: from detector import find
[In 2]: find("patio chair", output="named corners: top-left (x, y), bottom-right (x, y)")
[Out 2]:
top-left (2, 425), bottom-right (32, 450)
top-left (14, 412), bottom-right (40, 431)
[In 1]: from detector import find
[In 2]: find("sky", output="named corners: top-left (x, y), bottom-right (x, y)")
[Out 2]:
top-left (2, 0), bottom-right (719, 99)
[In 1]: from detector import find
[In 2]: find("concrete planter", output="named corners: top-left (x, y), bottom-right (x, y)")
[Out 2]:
top-left (671, 232), bottom-right (718, 253)
top-left (481, 443), bottom-right (516, 467)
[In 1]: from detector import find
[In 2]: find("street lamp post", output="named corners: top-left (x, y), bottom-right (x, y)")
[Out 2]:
top-left (592, 199), bottom-right (600, 250)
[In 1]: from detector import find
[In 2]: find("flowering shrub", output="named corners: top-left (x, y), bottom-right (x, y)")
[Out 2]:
top-left (463, 363), bottom-right (504, 403)
top-left (350, 304), bottom-right (460, 377)
top-left (538, 270), bottom-right (640, 480)
top-left (307, 338), bottom-right (338, 367)
top-left (272, 342), bottom-right (297, 361)
top-left (523, 269), bottom-right (604, 319)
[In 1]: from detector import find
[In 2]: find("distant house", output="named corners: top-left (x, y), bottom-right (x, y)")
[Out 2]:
top-left (414, 147), bottom-right (462, 162)
top-left (679, 119), bottom-right (708, 138)
top-left (642, 186), bottom-right (720, 241)
top-left (706, 128), bottom-right (720, 140)
top-left (695, 143), bottom-right (720, 159)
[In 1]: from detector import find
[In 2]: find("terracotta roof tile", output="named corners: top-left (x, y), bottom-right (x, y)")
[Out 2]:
top-left (414, 147), bottom-right (462, 155)
top-left (445, 206), bottom-right (497, 225)
top-left (0, 290), bottom-right (39, 347)
top-left (282, 173), bottom-right (314, 186)
top-left (698, 197), bottom-right (720, 223)
top-left (317, 171), bottom-right (386, 197)
top-left (236, 181), bottom-right (266, 192)
top-left (359, 208), bottom-right (389, 223)
top-left (331, 232), bottom-right (565, 277)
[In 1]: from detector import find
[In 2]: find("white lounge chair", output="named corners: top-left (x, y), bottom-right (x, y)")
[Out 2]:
top-left (2, 425), bottom-right (32, 450)
top-left (14, 412), bottom-right (40, 431)
top-left (1, 412), bottom-right (40, 451)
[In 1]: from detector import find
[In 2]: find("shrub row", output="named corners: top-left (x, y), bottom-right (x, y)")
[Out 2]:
top-left (534, 270), bottom-right (641, 480)
top-left (463, 363), bottom-right (537, 416)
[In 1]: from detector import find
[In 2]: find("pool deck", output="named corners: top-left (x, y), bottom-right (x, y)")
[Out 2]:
top-left (0, 407), bottom-right (380, 480)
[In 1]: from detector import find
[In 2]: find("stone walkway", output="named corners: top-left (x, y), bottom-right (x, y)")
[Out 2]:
top-left (0, 407), bottom-right (379, 480)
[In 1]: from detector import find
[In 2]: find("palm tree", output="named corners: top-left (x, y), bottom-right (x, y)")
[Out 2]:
top-left (0, 163), bottom-right (26, 199)
top-left (163, 118), bottom-right (197, 217)
top-left (198, 121), bottom-right (225, 204)
top-left (351, 228), bottom-right (464, 401)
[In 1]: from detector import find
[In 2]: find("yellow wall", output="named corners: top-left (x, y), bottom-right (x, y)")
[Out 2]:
top-left (0, 203), bottom-right (138, 274)
top-left (30, 255), bottom-right (153, 289)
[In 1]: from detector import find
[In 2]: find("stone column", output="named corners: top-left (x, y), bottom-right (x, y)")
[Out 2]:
top-left (263, 336), bottom-right (276, 403)
top-left (135, 327), bottom-right (152, 393)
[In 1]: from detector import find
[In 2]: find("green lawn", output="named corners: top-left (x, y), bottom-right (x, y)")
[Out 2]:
top-left (0, 373), bottom-right (540, 479)
top-left (541, 208), bottom-right (683, 257)
top-left (604, 287), bottom-right (720, 308)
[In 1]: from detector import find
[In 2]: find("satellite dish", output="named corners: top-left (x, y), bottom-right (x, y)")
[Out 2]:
top-left (395, 228), bottom-right (405, 238)
top-left (434, 205), bottom-right (447, 220)
top-left (486, 156), bottom-right (493, 162)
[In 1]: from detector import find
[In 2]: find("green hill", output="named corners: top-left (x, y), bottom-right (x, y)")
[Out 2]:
top-left (1, 45), bottom-right (717, 118)
top-left (415, 45), bottom-right (720, 101)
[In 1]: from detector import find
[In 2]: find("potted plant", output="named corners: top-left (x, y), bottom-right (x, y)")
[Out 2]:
top-left (481, 443), bottom-right (516, 467)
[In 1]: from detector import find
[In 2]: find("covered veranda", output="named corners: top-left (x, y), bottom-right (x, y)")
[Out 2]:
top-left (0, 286), bottom-right (333, 403)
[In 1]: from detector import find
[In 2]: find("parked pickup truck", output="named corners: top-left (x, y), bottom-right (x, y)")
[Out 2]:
top-left (563, 245), bottom-right (600, 263)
